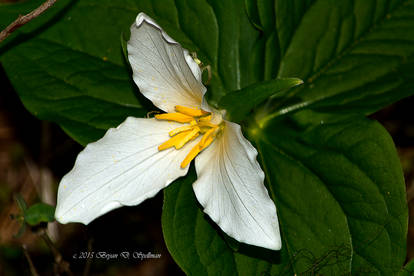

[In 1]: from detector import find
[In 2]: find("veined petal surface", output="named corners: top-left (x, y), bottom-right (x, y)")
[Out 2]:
top-left (128, 13), bottom-right (206, 112)
top-left (193, 121), bottom-right (281, 250)
top-left (55, 117), bottom-right (199, 224)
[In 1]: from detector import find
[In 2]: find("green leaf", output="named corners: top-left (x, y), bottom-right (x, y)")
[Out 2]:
top-left (244, 0), bottom-right (262, 31)
top-left (24, 203), bottom-right (55, 226)
top-left (219, 77), bottom-right (303, 123)
top-left (245, 0), bottom-right (281, 81)
top-left (275, 0), bottom-right (316, 56)
top-left (198, 0), bottom-right (262, 103)
top-left (0, 0), bottom-right (149, 145)
top-left (272, 0), bottom-right (414, 120)
top-left (162, 117), bottom-right (407, 274)
top-left (254, 117), bottom-right (407, 274)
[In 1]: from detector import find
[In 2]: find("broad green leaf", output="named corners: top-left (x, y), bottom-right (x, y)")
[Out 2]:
top-left (2, 37), bottom-right (147, 145)
top-left (255, 117), bottom-right (407, 274)
top-left (245, 0), bottom-right (281, 81)
top-left (244, 0), bottom-right (262, 31)
top-left (275, 0), bottom-right (316, 56)
top-left (0, 0), bottom-right (148, 145)
top-left (162, 117), bottom-right (407, 275)
top-left (24, 203), bottom-right (55, 226)
top-left (219, 77), bottom-right (303, 123)
top-left (200, 0), bottom-right (262, 102)
top-left (245, 0), bottom-right (316, 80)
top-left (0, 0), bottom-right (261, 145)
top-left (272, 0), bottom-right (414, 120)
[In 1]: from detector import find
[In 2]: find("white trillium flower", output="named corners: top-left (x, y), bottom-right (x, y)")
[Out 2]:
top-left (55, 12), bottom-right (281, 250)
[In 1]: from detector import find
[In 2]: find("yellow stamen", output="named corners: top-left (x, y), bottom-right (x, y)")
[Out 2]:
top-left (158, 131), bottom-right (192, 150)
top-left (175, 105), bottom-right (209, 117)
top-left (155, 104), bottom-right (223, 168)
top-left (169, 125), bottom-right (194, 136)
top-left (199, 115), bottom-right (212, 122)
top-left (197, 121), bottom-right (218, 129)
top-left (159, 127), bottom-right (201, 151)
top-left (181, 134), bottom-right (215, 168)
top-left (155, 113), bottom-right (193, 123)
top-left (175, 127), bottom-right (200, 149)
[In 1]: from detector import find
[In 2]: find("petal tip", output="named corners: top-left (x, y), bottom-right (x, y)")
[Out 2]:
top-left (135, 12), bottom-right (154, 27)
top-left (54, 204), bottom-right (88, 225)
top-left (266, 237), bottom-right (282, 251)
top-left (239, 230), bottom-right (282, 251)
top-left (132, 12), bottom-right (176, 45)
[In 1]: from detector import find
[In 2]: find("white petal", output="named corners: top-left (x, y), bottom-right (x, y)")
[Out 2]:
top-left (193, 121), bottom-right (281, 250)
top-left (128, 13), bottom-right (206, 112)
top-left (55, 117), bottom-right (198, 224)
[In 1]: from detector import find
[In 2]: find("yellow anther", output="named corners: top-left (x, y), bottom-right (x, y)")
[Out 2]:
top-left (169, 125), bottom-right (194, 137)
top-left (181, 134), bottom-right (215, 168)
top-left (156, 104), bottom-right (222, 168)
top-left (175, 127), bottom-right (200, 149)
top-left (159, 127), bottom-right (200, 151)
top-left (155, 112), bottom-right (193, 123)
top-left (198, 121), bottom-right (218, 129)
top-left (199, 115), bottom-right (212, 122)
top-left (175, 105), bottom-right (209, 117)
top-left (158, 131), bottom-right (192, 151)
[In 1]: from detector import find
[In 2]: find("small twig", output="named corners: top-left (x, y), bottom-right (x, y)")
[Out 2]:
top-left (0, 0), bottom-right (58, 43)
top-left (22, 245), bottom-right (40, 276)
top-left (39, 229), bottom-right (73, 276)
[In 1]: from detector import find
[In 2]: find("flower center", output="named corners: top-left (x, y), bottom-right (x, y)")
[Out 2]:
top-left (155, 105), bottom-right (223, 168)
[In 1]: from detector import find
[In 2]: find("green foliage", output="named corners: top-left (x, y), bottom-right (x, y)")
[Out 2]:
top-left (12, 195), bottom-right (55, 236)
top-left (275, 0), bottom-right (414, 119)
top-left (255, 117), bottom-right (407, 274)
top-left (24, 203), bottom-right (55, 226)
top-left (0, 0), bottom-right (148, 145)
top-left (220, 78), bottom-right (303, 123)
top-left (0, 0), bottom-right (412, 275)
